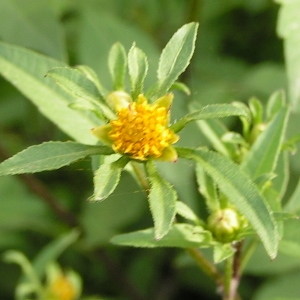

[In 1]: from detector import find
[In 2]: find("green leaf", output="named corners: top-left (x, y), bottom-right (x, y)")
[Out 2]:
top-left (108, 42), bottom-right (127, 90)
top-left (195, 163), bottom-right (219, 212)
top-left (171, 103), bottom-right (251, 133)
top-left (284, 179), bottom-right (300, 213)
top-left (176, 201), bottom-right (205, 226)
top-left (0, 141), bottom-right (113, 176)
top-left (146, 161), bottom-right (177, 240)
top-left (277, 2), bottom-right (300, 112)
top-left (46, 67), bottom-right (115, 119)
top-left (241, 106), bottom-right (289, 180)
top-left (3, 251), bottom-right (43, 295)
top-left (91, 156), bottom-right (129, 201)
top-left (32, 230), bottom-right (80, 277)
top-left (76, 65), bottom-right (107, 96)
top-left (249, 97), bottom-right (263, 125)
top-left (128, 44), bottom-right (148, 100)
top-left (177, 148), bottom-right (279, 259)
top-left (111, 223), bottom-right (213, 248)
top-left (195, 118), bottom-right (237, 159)
top-left (150, 22), bottom-right (198, 98)
top-left (213, 244), bottom-right (235, 264)
top-left (266, 90), bottom-right (286, 121)
top-left (170, 81), bottom-right (191, 95)
top-left (0, 42), bottom-right (98, 144)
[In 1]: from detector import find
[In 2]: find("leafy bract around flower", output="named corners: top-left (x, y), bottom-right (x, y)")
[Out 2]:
top-left (91, 92), bottom-right (179, 162)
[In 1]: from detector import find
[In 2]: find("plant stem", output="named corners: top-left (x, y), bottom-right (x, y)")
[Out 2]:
top-left (226, 241), bottom-right (244, 300)
top-left (187, 248), bottom-right (223, 288)
top-left (224, 255), bottom-right (233, 299)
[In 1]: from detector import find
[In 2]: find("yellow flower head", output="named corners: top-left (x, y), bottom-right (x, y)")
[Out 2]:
top-left (47, 275), bottom-right (77, 300)
top-left (91, 93), bottom-right (179, 161)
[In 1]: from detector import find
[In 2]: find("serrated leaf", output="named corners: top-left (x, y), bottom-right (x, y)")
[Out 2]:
top-left (176, 201), bottom-right (204, 226)
top-left (241, 106), bottom-right (289, 180)
top-left (150, 22), bottom-right (198, 98)
top-left (0, 142), bottom-right (113, 176)
top-left (0, 42), bottom-right (97, 144)
top-left (108, 42), bottom-right (127, 90)
top-left (146, 161), bottom-right (177, 240)
top-left (171, 103), bottom-right (251, 133)
top-left (111, 223), bottom-right (213, 248)
top-left (92, 156), bottom-right (129, 201)
top-left (128, 44), bottom-right (148, 100)
top-left (177, 148), bottom-right (279, 259)
top-left (46, 67), bottom-right (114, 119)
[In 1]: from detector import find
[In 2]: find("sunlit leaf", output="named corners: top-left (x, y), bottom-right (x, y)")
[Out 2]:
top-left (92, 156), bottom-right (129, 201)
top-left (0, 142), bottom-right (113, 175)
top-left (108, 42), bottom-right (127, 90)
top-left (146, 161), bottom-right (177, 240)
top-left (0, 42), bottom-right (98, 144)
top-left (171, 103), bottom-right (251, 133)
top-left (111, 223), bottom-right (213, 248)
top-left (128, 44), bottom-right (148, 100)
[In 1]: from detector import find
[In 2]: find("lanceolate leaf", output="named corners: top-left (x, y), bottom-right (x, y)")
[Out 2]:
top-left (171, 103), bottom-right (251, 133)
top-left (0, 42), bottom-right (98, 144)
top-left (108, 42), bottom-right (127, 90)
top-left (177, 148), bottom-right (278, 259)
top-left (111, 223), bottom-right (213, 248)
top-left (0, 142), bottom-right (113, 176)
top-left (241, 106), bottom-right (289, 180)
top-left (46, 67), bottom-right (115, 119)
top-left (128, 44), bottom-right (148, 100)
top-left (195, 119), bottom-right (236, 159)
top-left (146, 161), bottom-right (177, 240)
top-left (151, 22), bottom-right (198, 98)
top-left (92, 156), bottom-right (129, 201)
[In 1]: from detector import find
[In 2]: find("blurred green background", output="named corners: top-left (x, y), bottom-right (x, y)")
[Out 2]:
top-left (1, 1), bottom-right (299, 299)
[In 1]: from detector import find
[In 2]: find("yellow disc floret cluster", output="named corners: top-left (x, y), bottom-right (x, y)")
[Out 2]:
top-left (47, 276), bottom-right (77, 300)
top-left (109, 95), bottom-right (178, 160)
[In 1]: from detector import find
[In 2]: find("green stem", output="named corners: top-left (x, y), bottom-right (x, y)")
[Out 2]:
top-left (186, 248), bottom-right (223, 288)
top-left (130, 161), bottom-right (150, 193)
top-left (224, 255), bottom-right (233, 300)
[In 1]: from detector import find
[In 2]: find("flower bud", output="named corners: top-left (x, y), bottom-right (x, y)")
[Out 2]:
top-left (106, 91), bottom-right (132, 111)
top-left (207, 208), bottom-right (240, 243)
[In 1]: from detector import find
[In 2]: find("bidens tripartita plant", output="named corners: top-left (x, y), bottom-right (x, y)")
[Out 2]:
top-left (0, 22), bottom-right (294, 300)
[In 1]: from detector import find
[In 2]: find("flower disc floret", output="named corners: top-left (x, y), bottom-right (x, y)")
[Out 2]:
top-left (108, 94), bottom-right (178, 161)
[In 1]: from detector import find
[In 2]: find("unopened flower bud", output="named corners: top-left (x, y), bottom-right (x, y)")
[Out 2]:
top-left (207, 208), bottom-right (240, 243)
